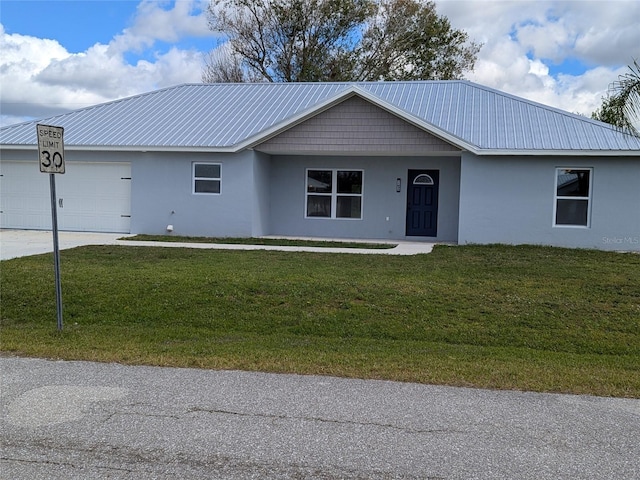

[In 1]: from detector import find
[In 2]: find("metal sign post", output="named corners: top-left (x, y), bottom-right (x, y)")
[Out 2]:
top-left (37, 124), bottom-right (65, 331)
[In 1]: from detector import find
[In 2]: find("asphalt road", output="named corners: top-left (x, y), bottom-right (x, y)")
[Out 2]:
top-left (1, 356), bottom-right (638, 479)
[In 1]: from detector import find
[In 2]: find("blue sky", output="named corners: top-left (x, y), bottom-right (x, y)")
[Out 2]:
top-left (1, 0), bottom-right (639, 127)
top-left (1, 0), bottom-right (216, 64)
top-left (1, 1), bottom-right (139, 52)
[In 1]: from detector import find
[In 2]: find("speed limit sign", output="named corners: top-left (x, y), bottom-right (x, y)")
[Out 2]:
top-left (37, 124), bottom-right (65, 174)
top-left (36, 123), bottom-right (66, 330)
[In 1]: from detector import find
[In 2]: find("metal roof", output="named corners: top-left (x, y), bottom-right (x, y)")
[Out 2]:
top-left (2, 81), bottom-right (639, 155)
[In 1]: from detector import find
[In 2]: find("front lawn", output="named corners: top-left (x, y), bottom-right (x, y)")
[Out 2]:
top-left (1, 244), bottom-right (638, 397)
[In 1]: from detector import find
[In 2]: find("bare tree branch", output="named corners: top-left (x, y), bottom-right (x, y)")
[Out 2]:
top-left (204, 0), bottom-right (480, 83)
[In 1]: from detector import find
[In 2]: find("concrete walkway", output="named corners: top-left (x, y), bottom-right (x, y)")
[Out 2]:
top-left (0, 229), bottom-right (436, 260)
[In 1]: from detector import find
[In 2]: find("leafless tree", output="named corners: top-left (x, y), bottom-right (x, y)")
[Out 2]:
top-left (203, 0), bottom-right (480, 83)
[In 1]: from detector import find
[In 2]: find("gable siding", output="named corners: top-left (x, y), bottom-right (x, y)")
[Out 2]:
top-left (254, 96), bottom-right (460, 155)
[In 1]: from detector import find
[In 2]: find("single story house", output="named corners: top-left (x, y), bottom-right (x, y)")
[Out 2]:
top-left (1, 81), bottom-right (639, 251)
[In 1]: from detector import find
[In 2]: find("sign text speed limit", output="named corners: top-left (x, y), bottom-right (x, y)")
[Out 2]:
top-left (37, 124), bottom-right (65, 174)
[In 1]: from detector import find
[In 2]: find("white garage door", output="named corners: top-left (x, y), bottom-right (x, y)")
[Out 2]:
top-left (0, 161), bottom-right (131, 233)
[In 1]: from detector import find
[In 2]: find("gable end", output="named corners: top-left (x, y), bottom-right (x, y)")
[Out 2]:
top-left (253, 95), bottom-right (460, 155)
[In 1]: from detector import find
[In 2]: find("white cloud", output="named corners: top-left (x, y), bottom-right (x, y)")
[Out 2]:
top-left (109, 0), bottom-right (211, 55)
top-left (436, 0), bottom-right (640, 117)
top-left (136, 0), bottom-right (211, 40)
top-left (0, 1), bottom-right (215, 126)
top-left (0, 25), bottom-right (79, 120)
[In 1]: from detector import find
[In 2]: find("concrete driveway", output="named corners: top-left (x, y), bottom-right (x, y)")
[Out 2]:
top-left (0, 229), bottom-right (435, 260)
top-left (2, 356), bottom-right (639, 479)
top-left (0, 230), bottom-right (125, 260)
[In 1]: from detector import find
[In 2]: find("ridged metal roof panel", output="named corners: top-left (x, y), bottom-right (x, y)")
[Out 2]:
top-left (2, 81), bottom-right (639, 153)
top-left (358, 81), bottom-right (640, 152)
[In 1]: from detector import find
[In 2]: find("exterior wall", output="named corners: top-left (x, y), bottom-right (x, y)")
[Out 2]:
top-left (268, 155), bottom-right (461, 242)
top-left (255, 95), bottom-right (460, 155)
top-left (458, 153), bottom-right (640, 251)
top-left (131, 150), bottom-right (259, 237)
top-left (252, 151), bottom-right (271, 237)
top-left (8, 145), bottom-right (636, 250)
top-left (0, 148), bottom-right (267, 238)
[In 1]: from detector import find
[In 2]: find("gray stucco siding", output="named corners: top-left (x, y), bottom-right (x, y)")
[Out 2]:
top-left (251, 151), bottom-right (271, 237)
top-left (131, 151), bottom-right (258, 237)
top-left (268, 155), bottom-right (461, 242)
top-left (458, 154), bottom-right (640, 251)
top-left (5, 145), bottom-right (636, 251)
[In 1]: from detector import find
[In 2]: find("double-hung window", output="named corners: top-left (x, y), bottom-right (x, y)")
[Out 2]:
top-left (554, 168), bottom-right (592, 227)
top-left (193, 163), bottom-right (221, 194)
top-left (306, 169), bottom-right (363, 219)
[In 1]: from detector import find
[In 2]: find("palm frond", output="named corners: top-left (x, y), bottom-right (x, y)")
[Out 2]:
top-left (608, 59), bottom-right (640, 136)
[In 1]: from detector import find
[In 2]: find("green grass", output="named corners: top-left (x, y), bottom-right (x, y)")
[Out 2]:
top-left (1, 244), bottom-right (639, 397)
top-left (123, 234), bottom-right (396, 249)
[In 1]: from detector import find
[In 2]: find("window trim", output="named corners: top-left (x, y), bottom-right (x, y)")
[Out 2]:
top-left (192, 162), bottom-right (221, 195)
top-left (305, 168), bottom-right (364, 220)
top-left (553, 167), bottom-right (592, 228)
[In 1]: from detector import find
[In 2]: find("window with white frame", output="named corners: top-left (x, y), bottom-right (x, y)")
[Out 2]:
top-left (554, 168), bottom-right (592, 227)
top-left (306, 169), bottom-right (363, 219)
top-left (193, 163), bottom-right (221, 194)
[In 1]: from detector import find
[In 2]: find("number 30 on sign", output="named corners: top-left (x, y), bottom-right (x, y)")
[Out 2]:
top-left (37, 124), bottom-right (65, 174)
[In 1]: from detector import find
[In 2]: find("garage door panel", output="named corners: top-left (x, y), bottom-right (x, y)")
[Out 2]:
top-left (0, 161), bottom-right (131, 233)
top-left (1, 162), bottom-right (51, 229)
top-left (60, 212), bottom-right (128, 232)
top-left (2, 211), bottom-right (52, 230)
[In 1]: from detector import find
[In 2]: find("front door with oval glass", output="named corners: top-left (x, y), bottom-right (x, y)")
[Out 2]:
top-left (406, 170), bottom-right (439, 237)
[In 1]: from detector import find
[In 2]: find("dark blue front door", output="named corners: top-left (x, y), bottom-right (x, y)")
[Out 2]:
top-left (406, 170), bottom-right (439, 237)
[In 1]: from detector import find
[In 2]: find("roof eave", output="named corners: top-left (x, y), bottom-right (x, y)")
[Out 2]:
top-left (472, 148), bottom-right (640, 156)
top-left (0, 144), bottom-right (237, 153)
top-left (3, 143), bottom-right (637, 157)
